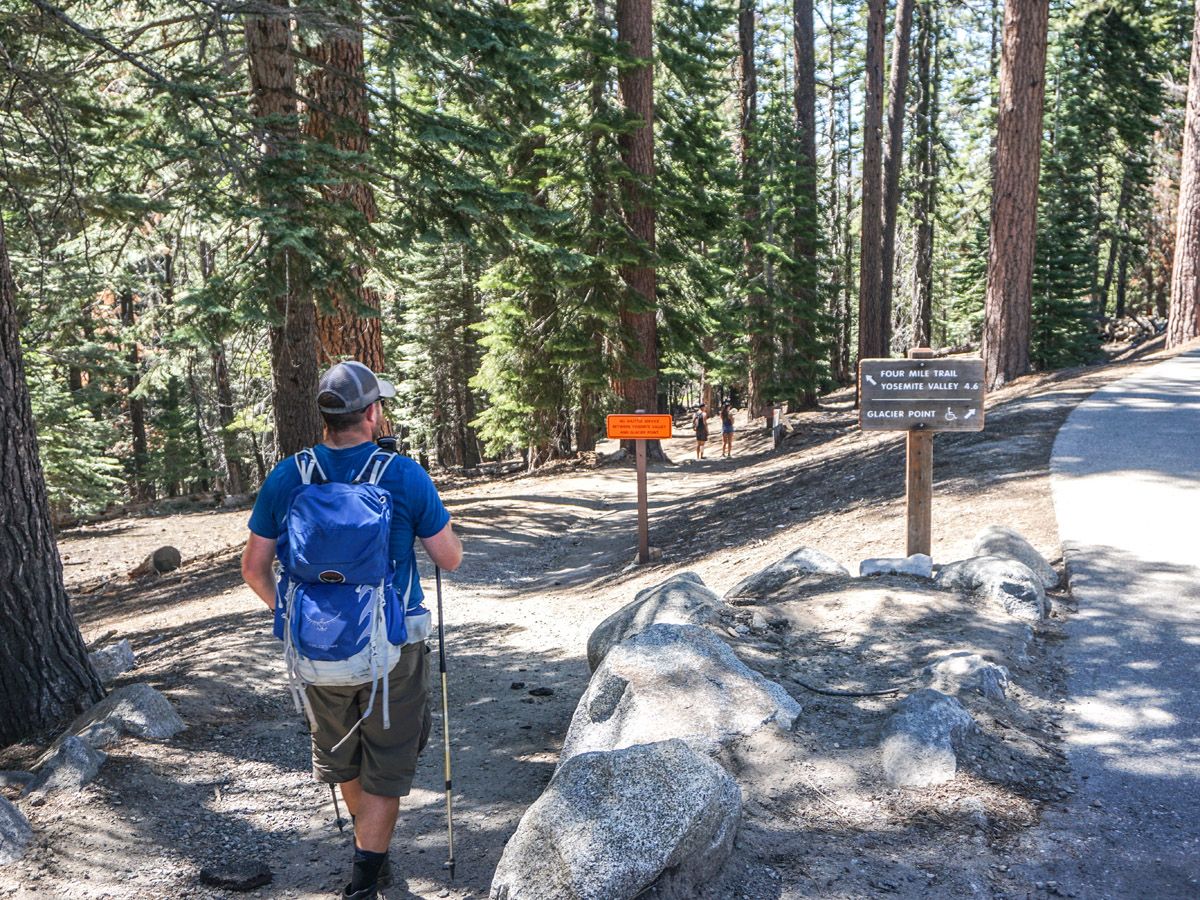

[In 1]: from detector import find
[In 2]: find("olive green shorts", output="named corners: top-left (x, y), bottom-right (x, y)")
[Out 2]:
top-left (305, 642), bottom-right (432, 797)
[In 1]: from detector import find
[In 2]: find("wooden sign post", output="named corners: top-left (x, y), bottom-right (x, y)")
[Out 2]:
top-left (859, 349), bottom-right (985, 556)
top-left (606, 413), bottom-right (674, 564)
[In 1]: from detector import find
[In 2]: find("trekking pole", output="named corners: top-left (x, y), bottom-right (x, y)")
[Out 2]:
top-left (435, 566), bottom-right (456, 880)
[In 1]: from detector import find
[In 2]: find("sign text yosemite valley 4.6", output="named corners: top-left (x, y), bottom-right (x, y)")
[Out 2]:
top-left (859, 358), bottom-right (986, 431)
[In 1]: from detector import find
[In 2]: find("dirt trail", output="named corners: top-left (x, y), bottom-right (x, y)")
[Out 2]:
top-left (0, 344), bottom-right (1181, 900)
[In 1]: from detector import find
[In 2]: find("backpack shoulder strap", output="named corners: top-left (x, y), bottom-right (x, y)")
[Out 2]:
top-left (352, 448), bottom-right (398, 487)
top-left (294, 448), bottom-right (328, 486)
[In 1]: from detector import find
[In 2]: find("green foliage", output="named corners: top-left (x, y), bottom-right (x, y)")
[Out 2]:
top-left (25, 352), bottom-right (124, 517)
top-left (1032, 0), bottom-right (1163, 368)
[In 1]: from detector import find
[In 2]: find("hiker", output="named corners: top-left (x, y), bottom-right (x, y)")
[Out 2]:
top-left (241, 360), bottom-right (462, 900)
top-left (693, 402), bottom-right (709, 459)
top-left (720, 402), bottom-right (735, 458)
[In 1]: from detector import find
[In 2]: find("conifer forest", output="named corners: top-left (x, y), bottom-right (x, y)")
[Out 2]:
top-left (3, 0), bottom-right (1200, 513)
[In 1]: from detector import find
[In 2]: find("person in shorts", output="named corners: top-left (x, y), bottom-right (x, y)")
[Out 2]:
top-left (241, 361), bottom-right (462, 900)
top-left (693, 403), bottom-right (709, 459)
top-left (720, 402), bottom-right (735, 458)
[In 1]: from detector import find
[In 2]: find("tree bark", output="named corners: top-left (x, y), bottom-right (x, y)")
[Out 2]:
top-left (1168, 0), bottom-right (1200, 348)
top-left (983, 0), bottom-right (1049, 389)
top-left (616, 0), bottom-right (661, 440)
top-left (0, 213), bottom-right (104, 747)
top-left (245, 0), bottom-right (323, 457)
top-left (789, 0), bottom-right (819, 408)
top-left (880, 0), bottom-right (915, 355)
top-left (739, 0), bottom-right (767, 417)
top-left (911, 0), bottom-right (938, 346)
top-left (120, 289), bottom-right (151, 501)
top-left (302, 1), bottom-right (386, 372)
top-left (826, 0), bottom-right (846, 382)
top-left (857, 0), bottom-right (886, 367)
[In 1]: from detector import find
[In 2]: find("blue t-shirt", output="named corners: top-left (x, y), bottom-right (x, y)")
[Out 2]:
top-left (248, 442), bottom-right (450, 608)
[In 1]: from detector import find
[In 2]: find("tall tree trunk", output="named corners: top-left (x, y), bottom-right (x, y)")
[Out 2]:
top-left (983, 0), bottom-right (1049, 389)
top-left (199, 241), bottom-right (245, 494)
top-left (303, 1), bottom-right (386, 372)
top-left (0, 213), bottom-right (103, 747)
top-left (185, 360), bottom-right (211, 494)
top-left (739, 0), bottom-right (766, 417)
top-left (211, 342), bottom-right (244, 493)
top-left (616, 0), bottom-right (661, 440)
top-left (857, 0), bottom-right (886, 367)
top-left (911, 0), bottom-right (938, 346)
top-left (880, 0), bottom-right (915, 353)
top-left (1168, 0), bottom-right (1200, 348)
top-left (245, 0), bottom-right (323, 457)
top-left (576, 0), bottom-right (610, 455)
top-left (1115, 242), bottom-right (1130, 319)
top-left (120, 289), bottom-right (151, 501)
top-left (1100, 171), bottom-right (1133, 319)
top-left (841, 81), bottom-right (854, 380)
top-left (826, 0), bottom-right (845, 382)
top-left (790, 0), bottom-right (819, 408)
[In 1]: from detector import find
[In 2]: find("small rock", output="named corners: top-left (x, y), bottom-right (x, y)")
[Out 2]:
top-left (198, 862), bottom-right (272, 892)
top-left (926, 651), bottom-right (1010, 700)
top-left (859, 554), bottom-right (933, 579)
top-left (971, 526), bottom-right (1059, 588)
top-left (0, 797), bottom-right (32, 865)
top-left (881, 689), bottom-right (975, 788)
top-left (561, 624), bottom-right (801, 763)
top-left (489, 740), bottom-right (741, 900)
top-left (28, 737), bottom-right (106, 797)
top-left (936, 556), bottom-right (1047, 621)
top-left (529, 687), bottom-right (554, 697)
top-left (724, 546), bottom-right (848, 601)
top-left (734, 624), bottom-right (751, 635)
top-left (587, 573), bottom-right (725, 672)
top-left (88, 639), bottom-right (136, 684)
top-left (128, 545), bottom-right (182, 578)
top-left (0, 772), bottom-right (34, 793)
top-left (510, 682), bottom-right (526, 690)
top-left (749, 613), bottom-right (769, 633)
top-left (55, 683), bottom-right (185, 753)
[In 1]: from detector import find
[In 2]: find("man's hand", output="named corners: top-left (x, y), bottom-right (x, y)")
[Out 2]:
top-left (242, 533), bottom-right (278, 609)
top-left (420, 521), bottom-right (463, 572)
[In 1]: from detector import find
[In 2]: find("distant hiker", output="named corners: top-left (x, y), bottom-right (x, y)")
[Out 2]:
top-left (720, 402), bottom-right (735, 458)
top-left (693, 403), bottom-right (709, 459)
top-left (241, 361), bottom-right (463, 900)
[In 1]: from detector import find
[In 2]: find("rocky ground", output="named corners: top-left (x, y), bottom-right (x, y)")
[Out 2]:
top-left (0, 339), bottom-right (1180, 900)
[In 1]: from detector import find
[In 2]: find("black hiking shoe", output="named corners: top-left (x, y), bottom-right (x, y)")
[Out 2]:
top-left (377, 856), bottom-right (393, 888)
top-left (339, 857), bottom-right (391, 899)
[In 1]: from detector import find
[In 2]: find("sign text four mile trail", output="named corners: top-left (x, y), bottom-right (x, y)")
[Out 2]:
top-left (859, 358), bottom-right (985, 432)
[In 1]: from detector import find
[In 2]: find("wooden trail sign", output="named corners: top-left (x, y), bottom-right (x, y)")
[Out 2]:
top-left (859, 351), bottom-right (987, 556)
top-left (606, 413), bottom-right (673, 564)
top-left (859, 358), bottom-right (985, 432)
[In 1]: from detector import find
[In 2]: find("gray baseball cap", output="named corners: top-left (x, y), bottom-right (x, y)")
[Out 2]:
top-left (317, 361), bottom-right (396, 414)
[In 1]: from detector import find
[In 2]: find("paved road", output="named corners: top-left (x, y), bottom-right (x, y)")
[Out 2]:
top-left (1017, 348), bottom-right (1200, 898)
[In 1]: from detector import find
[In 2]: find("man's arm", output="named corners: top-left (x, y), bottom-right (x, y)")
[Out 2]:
top-left (242, 533), bottom-right (278, 609)
top-left (420, 520), bottom-right (462, 572)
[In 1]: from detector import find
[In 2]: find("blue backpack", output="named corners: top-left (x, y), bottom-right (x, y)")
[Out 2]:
top-left (274, 447), bottom-right (409, 750)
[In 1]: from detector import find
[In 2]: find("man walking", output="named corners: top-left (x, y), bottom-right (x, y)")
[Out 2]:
top-left (693, 403), bottom-right (709, 460)
top-left (242, 361), bottom-right (462, 899)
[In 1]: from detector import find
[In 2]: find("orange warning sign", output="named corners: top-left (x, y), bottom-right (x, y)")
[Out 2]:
top-left (605, 414), bottom-right (673, 440)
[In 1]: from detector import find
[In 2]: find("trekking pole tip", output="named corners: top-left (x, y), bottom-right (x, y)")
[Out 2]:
top-left (443, 860), bottom-right (455, 880)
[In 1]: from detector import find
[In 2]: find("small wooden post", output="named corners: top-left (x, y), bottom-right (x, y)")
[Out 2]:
top-left (906, 347), bottom-right (935, 556)
top-left (635, 438), bottom-right (649, 564)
